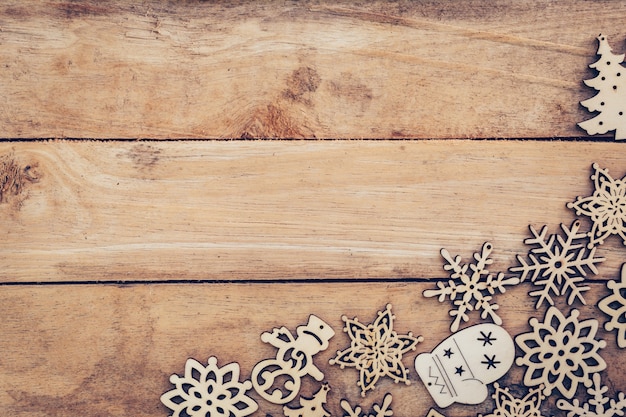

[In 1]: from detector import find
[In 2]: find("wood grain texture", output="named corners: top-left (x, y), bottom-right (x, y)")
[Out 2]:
top-left (1, 0), bottom-right (625, 139)
top-left (0, 282), bottom-right (622, 417)
top-left (0, 140), bottom-right (624, 282)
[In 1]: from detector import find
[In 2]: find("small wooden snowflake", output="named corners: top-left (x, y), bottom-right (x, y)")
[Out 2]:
top-left (478, 383), bottom-right (546, 417)
top-left (424, 242), bottom-right (520, 332)
top-left (340, 393), bottom-right (393, 417)
top-left (510, 220), bottom-right (604, 309)
top-left (568, 163), bottom-right (626, 248)
top-left (598, 263), bottom-right (626, 349)
top-left (329, 304), bottom-right (422, 396)
top-left (283, 384), bottom-right (331, 417)
top-left (557, 373), bottom-right (626, 417)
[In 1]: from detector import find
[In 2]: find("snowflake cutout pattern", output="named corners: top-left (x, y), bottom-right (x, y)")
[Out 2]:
top-left (510, 220), bottom-right (604, 309)
top-left (568, 163), bottom-right (626, 248)
top-left (515, 307), bottom-right (607, 399)
top-left (161, 356), bottom-right (258, 417)
top-left (598, 263), bottom-right (626, 349)
top-left (557, 373), bottom-right (626, 417)
top-left (478, 383), bottom-right (546, 417)
top-left (340, 393), bottom-right (393, 417)
top-left (424, 242), bottom-right (520, 332)
top-left (329, 304), bottom-right (423, 396)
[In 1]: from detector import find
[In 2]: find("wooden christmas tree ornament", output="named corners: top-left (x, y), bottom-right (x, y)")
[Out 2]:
top-left (251, 315), bottom-right (335, 404)
top-left (515, 307), bottom-right (607, 399)
top-left (424, 242), bottom-right (520, 332)
top-left (598, 263), bottom-right (626, 349)
top-left (414, 323), bottom-right (515, 408)
top-left (340, 393), bottom-right (393, 417)
top-left (329, 304), bottom-right (422, 396)
top-left (283, 384), bottom-right (331, 417)
top-left (579, 34), bottom-right (626, 140)
top-left (568, 163), bottom-right (626, 248)
top-left (160, 357), bottom-right (258, 417)
top-left (510, 220), bottom-right (604, 309)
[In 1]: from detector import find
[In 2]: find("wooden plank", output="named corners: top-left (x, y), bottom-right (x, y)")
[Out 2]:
top-left (0, 282), bottom-right (622, 417)
top-left (0, 1), bottom-right (624, 139)
top-left (0, 140), bottom-right (624, 282)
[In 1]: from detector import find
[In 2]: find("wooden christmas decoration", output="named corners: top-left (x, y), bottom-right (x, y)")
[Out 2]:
top-left (424, 242), bottom-right (520, 332)
top-left (598, 263), bottom-right (626, 349)
top-left (329, 304), bottom-right (422, 396)
top-left (425, 409), bottom-right (445, 417)
top-left (578, 34), bottom-right (626, 140)
top-left (340, 393), bottom-right (393, 417)
top-left (568, 163), bottom-right (626, 248)
top-left (161, 357), bottom-right (258, 417)
top-left (478, 383), bottom-right (546, 417)
top-left (557, 373), bottom-right (626, 417)
top-left (283, 384), bottom-right (331, 417)
top-left (414, 323), bottom-right (515, 408)
top-left (510, 220), bottom-right (604, 309)
top-left (515, 307), bottom-right (607, 399)
top-left (251, 315), bottom-right (335, 404)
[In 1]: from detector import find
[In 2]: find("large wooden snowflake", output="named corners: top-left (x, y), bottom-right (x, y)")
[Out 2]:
top-left (598, 263), bottom-right (626, 349)
top-left (329, 304), bottom-right (422, 396)
top-left (510, 220), bottom-right (604, 309)
top-left (557, 373), bottom-right (626, 417)
top-left (568, 163), bottom-right (626, 248)
top-left (424, 242), bottom-right (520, 332)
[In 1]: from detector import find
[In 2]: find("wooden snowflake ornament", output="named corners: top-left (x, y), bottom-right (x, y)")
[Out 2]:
top-left (515, 307), bottom-right (607, 399)
top-left (340, 393), bottom-right (393, 417)
top-left (161, 357), bottom-right (258, 417)
top-left (415, 323), bottom-right (515, 408)
top-left (251, 315), bottom-right (335, 404)
top-left (329, 304), bottom-right (422, 396)
top-left (579, 34), bottom-right (626, 140)
top-left (598, 263), bottom-right (626, 349)
top-left (424, 242), bottom-right (520, 332)
top-left (510, 220), bottom-right (604, 308)
top-left (478, 383), bottom-right (546, 417)
top-left (283, 384), bottom-right (331, 417)
top-left (568, 163), bottom-right (626, 248)
top-left (557, 373), bottom-right (626, 417)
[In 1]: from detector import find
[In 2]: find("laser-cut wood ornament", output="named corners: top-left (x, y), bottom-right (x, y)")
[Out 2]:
top-left (515, 306), bottom-right (607, 399)
top-left (283, 383), bottom-right (331, 417)
top-left (478, 383), bottom-right (546, 417)
top-left (329, 304), bottom-right (422, 397)
top-left (557, 373), bottom-right (626, 417)
top-left (251, 315), bottom-right (335, 404)
top-left (424, 409), bottom-right (445, 417)
top-left (510, 220), bottom-right (604, 309)
top-left (598, 263), bottom-right (626, 349)
top-left (160, 356), bottom-right (258, 417)
top-left (414, 323), bottom-right (515, 408)
top-left (568, 163), bottom-right (626, 248)
top-left (579, 34), bottom-right (626, 140)
top-left (424, 242), bottom-right (520, 333)
top-left (340, 393), bottom-right (393, 417)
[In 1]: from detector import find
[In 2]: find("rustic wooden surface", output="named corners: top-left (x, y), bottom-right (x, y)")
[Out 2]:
top-left (0, 0), bottom-right (625, 139)
top-left (2, 1), bottom-right (626, 417)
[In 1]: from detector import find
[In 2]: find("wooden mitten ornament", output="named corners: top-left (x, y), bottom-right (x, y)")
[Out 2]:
top-left (579, 34), bottom-right (626, 140)
top-left (329, 304), bottom-right (422, 396)
top-left (598, 263), bottom-right (626, 349)
top-left (160, 357), bottom-right (258, 417)
top-left (251, 315), bottom-right (335, 404)
top-left (568, 163), bottom-right (626, 248)
top-left (515, 307), bottom-right (607, 399)
top-left (414, 323), bottom-right (515, 408)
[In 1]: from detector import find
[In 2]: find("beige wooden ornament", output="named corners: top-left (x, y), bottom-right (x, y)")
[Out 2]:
top-left (598, 263), bottom-right (626, 349)
top-left (557, 373), bottom-right (626, 417)
top-left (510, 220), bottom-right (604, 308)
top-left (425, 409), bottom-right (445, 417)
top-left (415, 323), bottom-right (515, 408)
top-left (424, 242), bottom-right (520, 332)
top-left (579, 34), bottom-right (626, 140)
top-left (340, 393), bottom-right (393, 417)
top-left (568, 163), bottom-right (626, 248)
top-left (160, 356), bottom-right (258, 417)
top-left (329, 304), bottom-right (422, 396)
top-left (283, 384), bottom-right (331, 417)
top-left (515, 307), bottom-right (607, 399)
top-left (478, 383), bottom-right (546, 417)
top-left (252, 315), bottom-right (335, 404)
